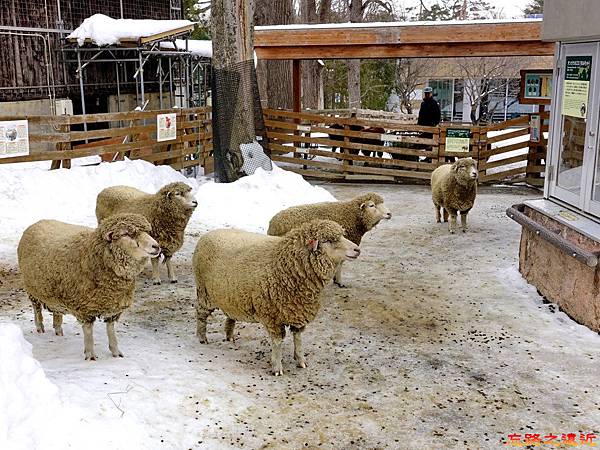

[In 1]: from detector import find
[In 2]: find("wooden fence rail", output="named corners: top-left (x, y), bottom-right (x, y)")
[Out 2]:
top-left (0, 107), bottom-right (547, 187)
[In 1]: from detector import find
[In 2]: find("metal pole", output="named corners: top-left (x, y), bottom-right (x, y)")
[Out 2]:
top-left (168, 57), bottom-right (174, 107)
top-left (116, 62), bottom-right (121, 112)
top-left (158, 57), bottom-right (163, 109)
top-left (76, 47), bottom-right (88, 137)
top-left (138, 50), bottom-right (145, 107)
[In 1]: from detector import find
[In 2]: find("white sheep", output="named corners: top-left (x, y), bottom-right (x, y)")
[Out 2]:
top-left (95, 181), bottom-right (197, 284)
top-left (193, 219), bottom-right (361, 376)
top-left (17, 213), bottom-right (160, 360)
top-left (431, 157), bottom-right (478, 233)
top-left (267, 193), bottom-right (391, 287)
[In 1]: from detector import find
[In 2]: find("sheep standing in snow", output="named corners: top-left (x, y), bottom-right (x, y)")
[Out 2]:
top-left (95, 182), bottom-right (197, 284)
top-left (17, 214), bottom-right (160, 360)
top-left (431, 157), bottom-right (478, 233)
top-left (193, 219), bottom-right (360, 376)
top-left (267, 193), bottom-right (391, 287)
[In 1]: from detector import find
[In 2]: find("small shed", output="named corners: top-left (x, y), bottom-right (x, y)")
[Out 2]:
top-left (508, 0), bottom-right (600, 331)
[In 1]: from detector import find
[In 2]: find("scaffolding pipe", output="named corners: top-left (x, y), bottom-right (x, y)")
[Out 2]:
top-left (168, 57), bottom-right (174, 107)
top-left (116, 62), bottom-right (121, 112)
top-left (138, 50), bottom-right (145, 107)
top-left (76, 48), bottom-right (88, 137)
top-left (158, 58), bottom-right (164, 109)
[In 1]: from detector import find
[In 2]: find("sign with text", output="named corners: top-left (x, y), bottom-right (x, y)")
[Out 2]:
top-left (156, 113), bottom-right (177, 142)
top-left (530, 115), bottom-right (541, 143)
top-left (562, 56), bottom-right (592, 119)
top-left (0, 120), bottom-right (29, 158)
top-left (445, 129), bottom-right (470, 153)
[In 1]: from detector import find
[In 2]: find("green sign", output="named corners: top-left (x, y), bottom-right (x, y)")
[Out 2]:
top-left (446, 129), bottom-right (470, 153)
top-left (524, 73), bottom-right (552, 99)
top-left (562, 55), bottom-right (592, 118)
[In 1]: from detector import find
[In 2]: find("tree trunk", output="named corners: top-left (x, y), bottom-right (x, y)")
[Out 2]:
top-left (347, 0), bottom-right (362, 110)
top-left (255, 0), bottom-right (293, 109)
top-left (211, 0), bottom-right (255, 181)
top-left (300, 0), bottom-right (326, 110)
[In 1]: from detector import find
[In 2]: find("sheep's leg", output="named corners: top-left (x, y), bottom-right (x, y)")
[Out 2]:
top-left (106, 319), bottom-right (123, 358)
top-left (447, 209), bottom-right (458, 234)
top-left (333, 262), bottom-right (346, 288)
top-left (434, 204), bottom-right (442, 223)
top-left (30, 296), bottom-right (44, 333)
top-left (52, 313), bottom-right (63, 336)
top-left (291, 326), bottom-right (307, 369)
top-left (164, 256), bottom-right (177, 284)
top-left (82, 320), bottom-right (97, 361)
top-left (460, 210), bottom-right (470, 232)
top-left (442, 208), bottom-right (449, 223)
top-left (224, 318), bottom-right (236, 342)
top-left (196, 286), bottom-right (215, 345)
top-left (151, 257), bottom-right (161, 285)
top-left (269, 331), bottom-right (285, 376)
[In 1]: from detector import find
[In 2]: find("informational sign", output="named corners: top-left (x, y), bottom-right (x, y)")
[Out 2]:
top-left (562, 56), bottom-right (592, 119)
top-left (519, 69), bottom-right (553, 104)
top-left (445, 129), bottom-right (470, 153)
top-left (0, 119), bottom-right (29, 158)
top-left (530, 115), bottom-right (541, 143)
top-left (156, 113), bottom-right (177, 142)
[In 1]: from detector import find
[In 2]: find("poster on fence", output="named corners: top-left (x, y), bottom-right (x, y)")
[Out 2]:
top-left (445, 129), bottom-right (470, 153)
top-left (562, 55), bottom-right (592, 119)
top-left (157, 113), bottom-right (177, 142)
top-left (0, 120), bottom-right (29, 158)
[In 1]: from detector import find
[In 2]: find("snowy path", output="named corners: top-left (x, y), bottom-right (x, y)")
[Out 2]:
top-left (1, 182), bottom-right (599, 449)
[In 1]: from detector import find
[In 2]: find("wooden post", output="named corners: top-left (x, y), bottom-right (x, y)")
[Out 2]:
top-left (526, 104), bottom-right (546, 185)
top-left (292, 59), bottom-right (301, 113)
top-left (438, 126), bottom-right (446, 166)
top-left (472, 126), bottom-right (481, 183)
top-left (51, 123), bottom-right (71, 170)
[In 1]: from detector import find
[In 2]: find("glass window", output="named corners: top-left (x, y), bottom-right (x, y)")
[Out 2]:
top-left (430, 79), bottom-right (453, 121)
top-left (557, 115), bottom-right (586, 195)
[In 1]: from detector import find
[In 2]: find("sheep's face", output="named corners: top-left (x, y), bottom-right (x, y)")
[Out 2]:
top-left (452, 158), bottom-right (478, 183)
top-left (360, 200), bottom-right (392, 230)
top-left (107, 229), bottom-right (161, 260)
top-left (163, 183), bottom-right (198, 210)
top-left (316, 235), bottom-right (361, 263)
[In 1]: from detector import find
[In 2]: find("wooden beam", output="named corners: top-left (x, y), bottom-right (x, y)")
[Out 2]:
top-left (254, 20), bottom-right (555, 60)
top-left (292, 60), bottom-right (301, 112)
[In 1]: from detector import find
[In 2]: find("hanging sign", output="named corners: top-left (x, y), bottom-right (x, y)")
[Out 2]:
top-left (562, 56), bottom-right (592, 119)
top-left (445, 129), bottom-right (470, 153)
top-left (530, 115), bottom-right (541, 143)
top-left (157, 113), bottom-right (177, 142)
top-left (519, 69), bottom-right (553, 104)
top-left (0, 120), bottom-right (29, 158)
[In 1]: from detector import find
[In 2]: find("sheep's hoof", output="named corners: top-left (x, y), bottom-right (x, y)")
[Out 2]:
top-left (197, 335), bottom-right (208, 344)
top-left (334, 281), bottom-right (347, 288)
top-left (36, 325), bottom-right (45, 333)
top-left (296, 360), bottom-right (307, 369)
top-left (153, 280), bottom-right (161, 286)
top-left (84, 352), bottom-right (98, 361)
top-left (111, 351), bottom-right (124, 358)
top-left (272, 369), bottom-right (284, 376)
top-left (54, 328), bottom-right (63, 336)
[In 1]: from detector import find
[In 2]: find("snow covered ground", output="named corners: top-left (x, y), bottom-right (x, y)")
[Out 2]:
top-left (1, 161), bottom-right (599, 449)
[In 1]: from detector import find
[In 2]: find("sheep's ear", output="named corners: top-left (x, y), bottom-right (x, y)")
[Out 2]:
top-left (307, 239), bottom-right (319, 251)
top-left (104, 229), bottom-right (128, 241)
top-left (360, 202), bottom-right (366, 210)
top-left (452, 162), bottom-right (459, 172)
top-left (166, 191), bottom-right (173, 199)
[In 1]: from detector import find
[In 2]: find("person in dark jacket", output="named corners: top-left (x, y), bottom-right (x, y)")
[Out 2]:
top-left (417, 86), bottom-right (441, 127)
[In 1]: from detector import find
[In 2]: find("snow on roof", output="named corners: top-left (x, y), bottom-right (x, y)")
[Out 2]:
top-left (159, 39), bottom-right (212, 58)
top-left (67, 14), bottom-right (194, 46)
top-left (255, 18), bottom-right (542, 31)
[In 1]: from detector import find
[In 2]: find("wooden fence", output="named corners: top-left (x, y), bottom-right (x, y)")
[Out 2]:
top-left (0, 106), bottom-right (547, 187)
top-left (263, 108), bottom-right (549, 186)
top-left (0, 107), bottom-right (213, 172)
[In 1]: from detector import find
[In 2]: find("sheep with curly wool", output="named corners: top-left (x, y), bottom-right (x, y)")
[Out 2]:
top-left (95, 181), bottom-right (197, 284)
top-left (267, 193), bottom-right (391, 287)
top-left (17, 213), bottom-right (160, 360)
top-left (431, 157), bottom-right (478, 233)
top-left (193, 219), bottom-right (361, 376)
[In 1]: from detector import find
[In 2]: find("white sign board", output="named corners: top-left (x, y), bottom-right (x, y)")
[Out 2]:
top-left (0, 120), bottom-right (29, 158)
top-left (156, 113), bottom-right (177, 142)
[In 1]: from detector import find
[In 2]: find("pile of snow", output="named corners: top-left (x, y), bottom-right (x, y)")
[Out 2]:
top-left (0, 159), bottom-right (334, 268)
top-left (192, 164), bottom-right (335, 234)
top-left (159, 39), bottom-right (212, 58)
top-left (0, 323), bottom-right (146, 450)
top-left (68, 14), bottom-right (193, 46)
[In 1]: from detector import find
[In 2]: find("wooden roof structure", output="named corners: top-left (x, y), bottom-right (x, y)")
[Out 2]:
top-left (254, 19), bottom-right (554, 60)
top-left (254, 19), bottom-right (555, 111)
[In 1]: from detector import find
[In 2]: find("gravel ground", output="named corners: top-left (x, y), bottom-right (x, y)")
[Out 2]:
top-left (1, 182), bottom-right (599, 450)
